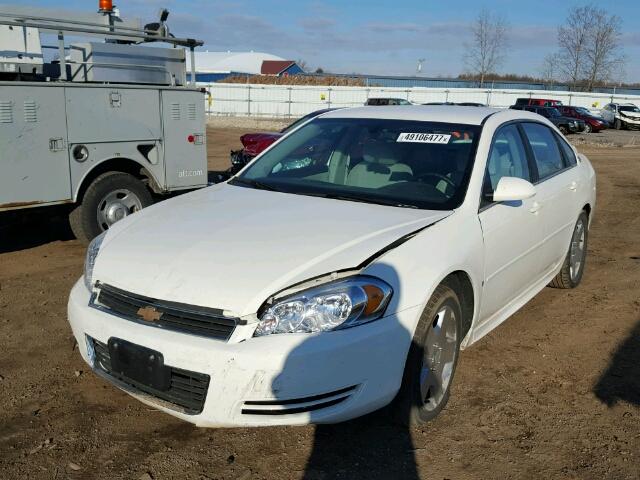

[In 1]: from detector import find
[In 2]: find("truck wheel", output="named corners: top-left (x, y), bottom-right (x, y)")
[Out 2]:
top-left (394, 283), bottom-right (463, 426)
top-left (69, 172), bottom-right (153, 243)
top-left (549, 212), bottom-right (588, 289)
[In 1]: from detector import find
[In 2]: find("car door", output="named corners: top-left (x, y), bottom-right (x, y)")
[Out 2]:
top-left (520, 122), bottom-right (579, 272)
top-left (602, 104), bottom-right (614, 124)
top-left (478, 123), bottom-right (546, 325)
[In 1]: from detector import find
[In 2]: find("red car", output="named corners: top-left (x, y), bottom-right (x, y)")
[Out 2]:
top-left (514, 98), bottom-right (563, 107)
top-left (229, 108), bottom-right (338, 174)
top-left (558, 106), bottom-right (609, 133)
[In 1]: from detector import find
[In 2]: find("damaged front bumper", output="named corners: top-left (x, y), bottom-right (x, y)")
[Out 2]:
top-left (68, 280), bottom-right (420, 427)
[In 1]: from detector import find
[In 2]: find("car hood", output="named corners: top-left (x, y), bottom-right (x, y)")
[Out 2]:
top-left (94, 184), bottom-right (451, 316)
top-left (620, 110), bottom-right (640, 118)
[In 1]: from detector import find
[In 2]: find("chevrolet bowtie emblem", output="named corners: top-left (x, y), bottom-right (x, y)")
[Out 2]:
top-left (137, 306), bottom-right (163, 322)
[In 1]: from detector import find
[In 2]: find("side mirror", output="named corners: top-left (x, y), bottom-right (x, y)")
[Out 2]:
top-left (492, 177), bottom-right (536, 202)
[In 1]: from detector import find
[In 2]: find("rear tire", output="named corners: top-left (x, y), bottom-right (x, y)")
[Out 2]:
top-left (549, 211), bottom-right (588, 289)
top-left (394, 283), bottom-right (463, 426)
top-left (69, 172), bottom-right (153, 244)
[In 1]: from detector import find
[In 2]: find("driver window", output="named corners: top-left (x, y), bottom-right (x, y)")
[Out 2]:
top-left (482, 124), bottom-right (531, 207)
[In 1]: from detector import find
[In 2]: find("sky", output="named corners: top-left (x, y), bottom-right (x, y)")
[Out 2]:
top-left (22, 0), bottom-right (640, 82)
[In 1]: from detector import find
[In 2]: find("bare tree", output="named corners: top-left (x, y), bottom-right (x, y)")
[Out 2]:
top-left (583, 9), bottom-right (623, 91)
top-left (540, 53), bottom-right (561, 88)
top-left (464, 9), bottom-right (509, 88)
top-left (296, 59), bottom-right (309, 73)
top-left (557, 6), bottom-right (591, 89)
top-left (557, 5), bottom-right (624, 91)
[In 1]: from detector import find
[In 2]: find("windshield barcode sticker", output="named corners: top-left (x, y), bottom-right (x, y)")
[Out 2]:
top-left (397, 133), bottom-right (451, 144)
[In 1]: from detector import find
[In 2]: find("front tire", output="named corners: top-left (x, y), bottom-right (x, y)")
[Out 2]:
top-left (583, 123), bottom-right (592, 134)
top-left (615, 119), bottom-right (622, 130)
top-left (394, 283), bottom-right (463, 425)
top-left (549, 212), bottom-right (588, 289)
top-left (69, 172), bottom-right (153, 244)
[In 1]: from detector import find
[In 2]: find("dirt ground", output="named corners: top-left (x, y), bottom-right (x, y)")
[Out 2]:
top-left (0, 127), bottom-right (639, 480)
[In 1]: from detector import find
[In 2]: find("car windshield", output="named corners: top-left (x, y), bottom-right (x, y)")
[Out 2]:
top-left (281, 110), bottom-right (330, 134)
top-left (232, 118), bottom-right (480, 210)
top-left (620, 105), bottom-right (640, 113)
top-left (575, 107), bottom-right (591, 115)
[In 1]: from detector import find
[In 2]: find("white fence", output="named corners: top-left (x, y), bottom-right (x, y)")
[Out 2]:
top-left (203, 83), bottom-right (640, 118)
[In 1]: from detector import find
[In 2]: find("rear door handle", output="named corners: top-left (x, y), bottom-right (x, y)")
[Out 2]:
top-left (529, 201), bottom-right (541, 214)
top-left (569, 181), bottom-right (578, 191)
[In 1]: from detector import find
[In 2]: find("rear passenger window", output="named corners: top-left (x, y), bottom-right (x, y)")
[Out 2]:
top-left (556, 134), bottom-right (577, 167)
top-left (521, 123), bottom-right (565, 180)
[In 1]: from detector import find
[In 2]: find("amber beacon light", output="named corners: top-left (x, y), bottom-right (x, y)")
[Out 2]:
top-left (98, 0), bottom-right (114, 13)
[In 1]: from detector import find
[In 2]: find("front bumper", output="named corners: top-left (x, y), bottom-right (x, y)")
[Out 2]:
top-left (67, 280), bottom-right (419, 427)
top-left (620, 116), bottom-right (640, 129)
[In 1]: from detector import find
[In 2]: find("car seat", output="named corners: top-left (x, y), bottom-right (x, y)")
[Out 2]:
top-left (346, 142), bottom-right (412, 189)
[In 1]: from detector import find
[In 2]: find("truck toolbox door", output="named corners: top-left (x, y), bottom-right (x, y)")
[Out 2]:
top-left (161, 90), bottom-right (207, 190)
top-left (0, 85), bottom-right (71, 207)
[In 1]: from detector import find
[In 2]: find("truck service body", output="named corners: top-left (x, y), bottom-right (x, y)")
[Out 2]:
top-left (0, 4), bottom-right (206, 242)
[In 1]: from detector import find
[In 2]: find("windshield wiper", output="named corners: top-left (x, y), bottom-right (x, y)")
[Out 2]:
top-left (301, 191), bottom-right (419, 209)
top-left (230, 177), bottom-right (280, 192)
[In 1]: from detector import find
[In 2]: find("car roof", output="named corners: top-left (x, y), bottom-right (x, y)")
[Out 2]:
top-left (319, 105), bottom-right (501, 125)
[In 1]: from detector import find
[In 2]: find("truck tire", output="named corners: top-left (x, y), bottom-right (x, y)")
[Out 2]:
top-left (69, 172), bottom-right (153, 244)
top-left (549, 212), bottom-right (588, 289)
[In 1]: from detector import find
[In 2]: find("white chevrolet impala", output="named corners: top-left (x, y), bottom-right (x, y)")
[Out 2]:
top-left (68, 106), bottom-right (596, 427)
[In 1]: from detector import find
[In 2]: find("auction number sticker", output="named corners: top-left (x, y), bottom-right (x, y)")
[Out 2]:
top-left (397, 132), bottom-right (451, 144)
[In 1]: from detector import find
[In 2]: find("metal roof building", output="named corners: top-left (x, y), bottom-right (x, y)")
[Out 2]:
top-left (188, 51), bottom-right (292, 82)
top-left (195, 51), bottom-right (302, 82)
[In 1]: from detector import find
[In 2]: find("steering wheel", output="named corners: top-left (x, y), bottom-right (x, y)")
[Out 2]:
top-left (418, 173), bottom-right (457, 189)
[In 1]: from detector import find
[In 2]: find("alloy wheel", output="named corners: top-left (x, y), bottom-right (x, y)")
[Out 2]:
top-left (569, 218), bottom-right (586, 282)
top-left (419, 304), bottom-right (459, 412)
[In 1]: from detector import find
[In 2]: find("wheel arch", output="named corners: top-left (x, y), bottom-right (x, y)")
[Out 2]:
top-left (72, 158), bottom-right (160, 203)
top-left (440, 270), bottom-right (475, 340)
top-left (407, 268), bottom-right (478, 345)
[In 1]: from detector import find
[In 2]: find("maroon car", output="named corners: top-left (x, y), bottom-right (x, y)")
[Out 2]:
top-left (229, 108), bottom-right (338, 174)
top-left (558, 106), bottom-right (609, 133)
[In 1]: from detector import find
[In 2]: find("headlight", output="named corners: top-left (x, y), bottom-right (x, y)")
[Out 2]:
top-left (84, 231), bottom-right (106, 291)
top-left (254, 276), bottom-right (392, 336)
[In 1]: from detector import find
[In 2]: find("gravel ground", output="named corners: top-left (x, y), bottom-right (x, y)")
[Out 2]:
top-left (0, 128), bottom-right (639, 480)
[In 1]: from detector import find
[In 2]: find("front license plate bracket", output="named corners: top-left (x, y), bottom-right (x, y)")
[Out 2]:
top-left (108, 338), bottom-right (171, 391)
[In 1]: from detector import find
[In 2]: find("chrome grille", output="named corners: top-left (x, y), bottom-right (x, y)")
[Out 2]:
top-left (91, 282), bottom-right (238, 340)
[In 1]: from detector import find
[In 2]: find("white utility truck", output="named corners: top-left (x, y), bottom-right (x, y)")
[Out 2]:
top-left (0, 2), bottom-right (207, 242)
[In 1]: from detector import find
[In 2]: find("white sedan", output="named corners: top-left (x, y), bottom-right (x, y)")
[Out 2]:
top-left (67, 106), bottom-right (596, 427)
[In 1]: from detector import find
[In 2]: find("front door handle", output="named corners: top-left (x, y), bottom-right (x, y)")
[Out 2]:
top-left (529, 201), bottom-right (541, 214)
top-left (569, 181), bottom-right (578, 191)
